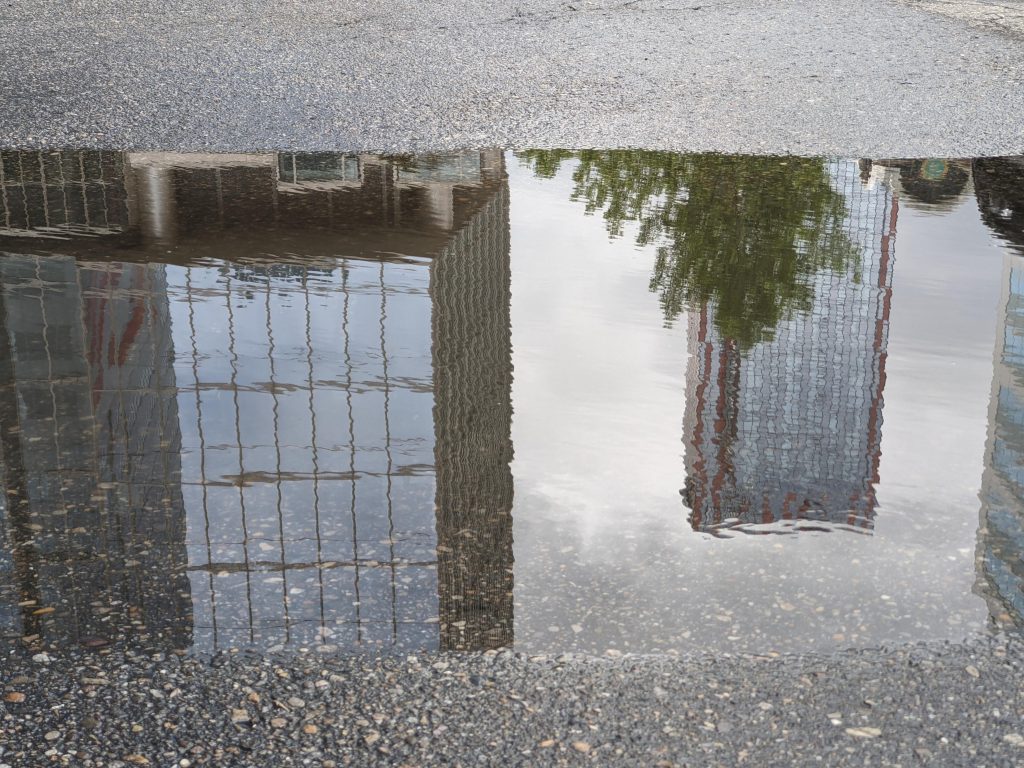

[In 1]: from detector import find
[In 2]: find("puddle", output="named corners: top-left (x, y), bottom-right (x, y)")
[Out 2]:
top-left (0, 149), bottom-right (1022, 656)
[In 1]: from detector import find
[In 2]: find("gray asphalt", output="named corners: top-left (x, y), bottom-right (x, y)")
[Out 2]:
top-left (1, 0), bottom-right (1023, 155)
top-left (2, 636), bottom-right (1024, 766)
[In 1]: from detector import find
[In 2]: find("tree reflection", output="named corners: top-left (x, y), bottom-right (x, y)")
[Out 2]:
top-left (973, 157), bottom-right (1024, 254)
top-left (519, 151), bottom-right (859, 348)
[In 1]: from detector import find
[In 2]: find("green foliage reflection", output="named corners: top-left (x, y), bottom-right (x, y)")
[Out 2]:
top-left (518, 151), bottom-right (859, 348)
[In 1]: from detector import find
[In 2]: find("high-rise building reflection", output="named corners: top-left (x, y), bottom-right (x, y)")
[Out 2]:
top-left (973, 157), bottom-right (1024, 626)
top-left (0, 253), bottom-right (189, 648)
top-left (516, 152), bottom-right (906, 536)
top-left (682, 161), bottom-right (898, 534)
top-left (0, 149), bottom-right (514, 652)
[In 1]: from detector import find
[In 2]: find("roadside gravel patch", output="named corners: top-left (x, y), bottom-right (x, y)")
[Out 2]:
top-left (909, 0), bottom-right (1024, 38)
top-left (3, 635), bottom-right (1024, 766)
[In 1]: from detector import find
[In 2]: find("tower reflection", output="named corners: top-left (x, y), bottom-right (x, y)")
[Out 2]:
top-left (0, 150), bottom-right (514, 652)
top-left (518, 152), bottom-right (899, 535)
top-left (973, 157), bottom-right (1024, 626)
top-left (682, 161), bottom-right (897, 534)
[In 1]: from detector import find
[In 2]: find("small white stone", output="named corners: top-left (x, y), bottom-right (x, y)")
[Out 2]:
top-left (845, 727), bottom-right (881, 739)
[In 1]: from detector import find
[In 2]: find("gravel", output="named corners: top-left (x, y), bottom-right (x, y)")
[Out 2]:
top-left (3, 634), bottom-right (1024, 766)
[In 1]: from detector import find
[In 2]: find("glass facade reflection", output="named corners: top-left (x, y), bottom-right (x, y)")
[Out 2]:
top-left (682, 160), bottom-right (896, 534)
top-left (0, 150), bottom-right (513, 652)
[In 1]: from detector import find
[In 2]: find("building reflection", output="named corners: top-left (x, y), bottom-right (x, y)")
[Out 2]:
top-left (0, 254), bottom-right (189, 648)
top-left (682, 161), bottom-right (897, 534)
top-left (0, 151), bottom-right (133, 238)
top-left (973, 157), bottom-right (1024, 627)
top-left (517, 151), bottom-right (907, 536)
top-left (867, 155), bottom-right (1024, 627)
top-left (679, 159), bottom-right (999, 536)
top-left (0, 149), bottom-right (513, 652)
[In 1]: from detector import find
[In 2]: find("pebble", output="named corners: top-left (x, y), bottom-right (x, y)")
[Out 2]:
top-left (572, 741), bottom-right (592, 753)
top-left (845, 727), bottom-right (882, 738)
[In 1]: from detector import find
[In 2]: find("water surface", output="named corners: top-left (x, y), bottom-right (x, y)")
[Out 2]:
top-left (0, 150), bottom-right (1022, 656)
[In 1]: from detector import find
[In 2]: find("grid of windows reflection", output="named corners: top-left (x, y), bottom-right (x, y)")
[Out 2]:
top-left (171, 257), bottom-right (439, 651)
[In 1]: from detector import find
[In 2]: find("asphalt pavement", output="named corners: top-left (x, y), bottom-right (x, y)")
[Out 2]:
top-left (1, 0), bottom-right (1023, 155)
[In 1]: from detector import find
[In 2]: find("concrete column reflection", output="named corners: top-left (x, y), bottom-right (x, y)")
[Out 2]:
top-left (133, 165), bottom-right (178, 243)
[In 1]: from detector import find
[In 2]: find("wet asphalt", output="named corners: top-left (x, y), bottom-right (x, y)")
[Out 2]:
top-left (3, 636), bottom-right (1024, 766)
top-left (4, 1), bottom-right (1024, 765)
top-left (0, 0), bottom-right (1022, 155)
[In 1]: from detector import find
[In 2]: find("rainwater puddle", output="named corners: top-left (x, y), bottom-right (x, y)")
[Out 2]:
top-left (0, 150), bottom-right (1022, 657)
